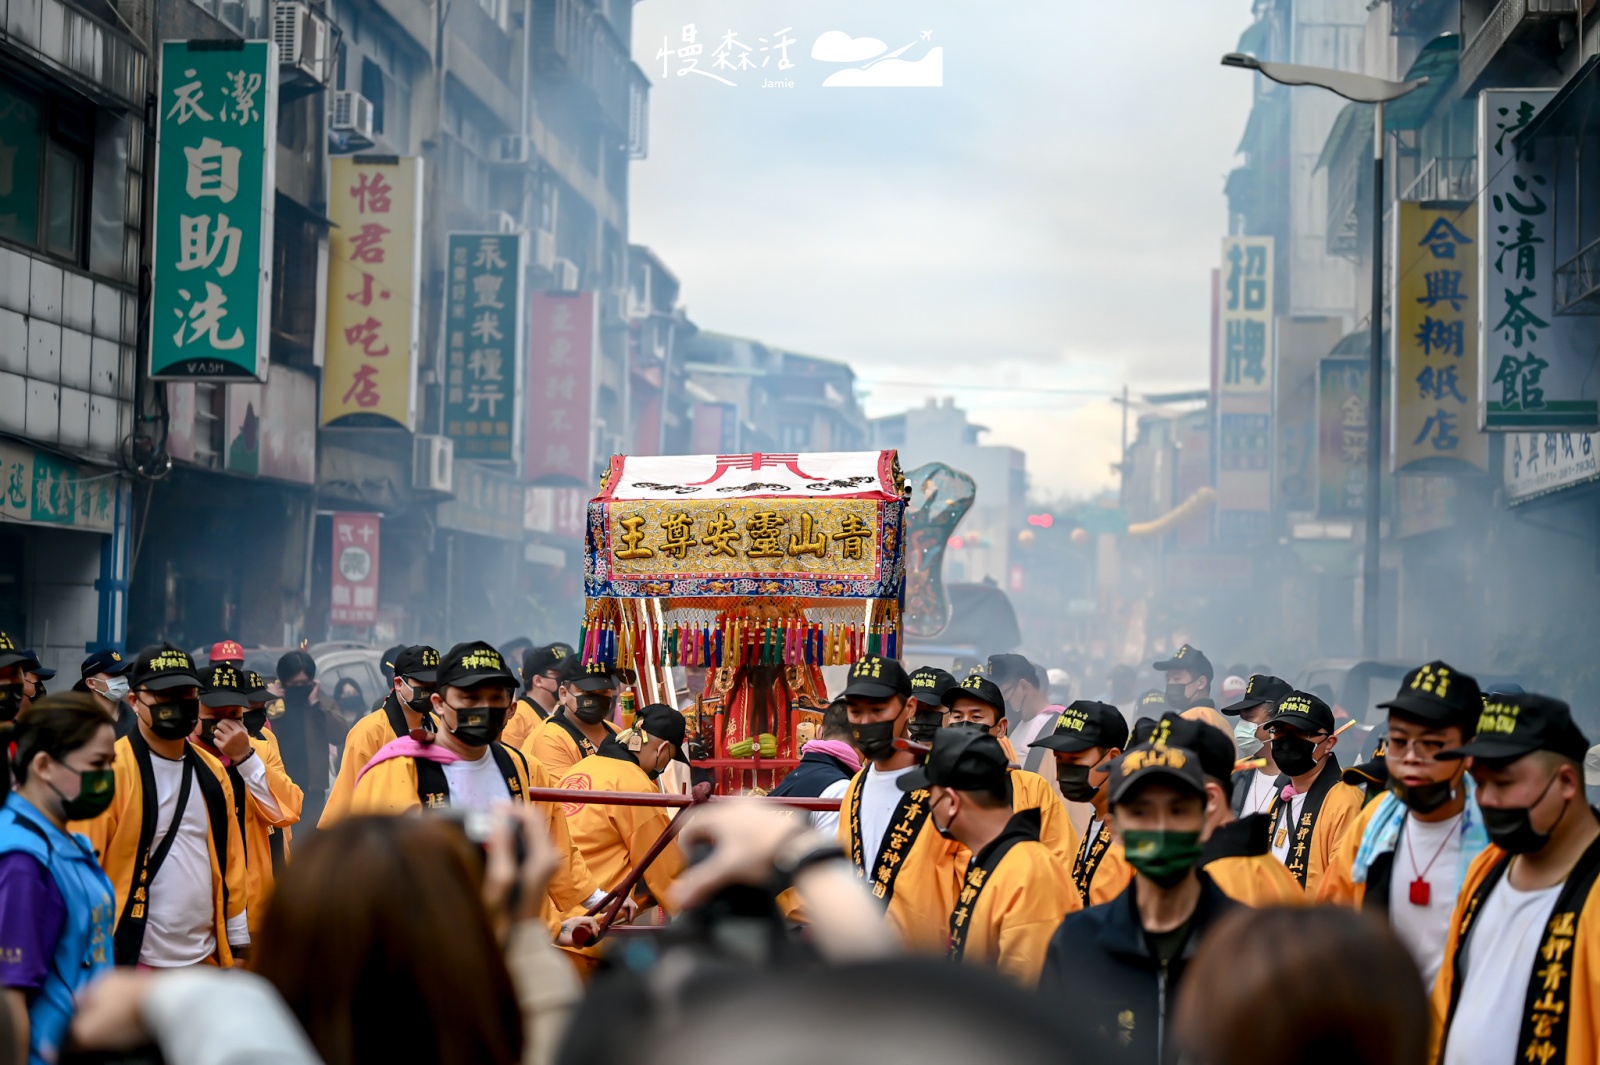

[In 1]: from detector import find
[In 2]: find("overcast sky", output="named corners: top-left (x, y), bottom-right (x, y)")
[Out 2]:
top-left (629, 1), bottom-right (1255, 500)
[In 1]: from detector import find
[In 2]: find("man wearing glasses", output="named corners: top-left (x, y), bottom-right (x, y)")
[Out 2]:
top-left (1260, 690), bottom-right (1364, 896)
top-left (1317, 662), bottom-right (1489, 987)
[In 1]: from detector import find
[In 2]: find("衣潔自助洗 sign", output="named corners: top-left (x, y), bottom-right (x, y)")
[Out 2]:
top-left (1478, 90), bottom-right (1598, 431)
top-left (444, 233), bottom-right (523, 460)
top-left (1393, 201), bottom-right (1486, 472)
top-left (149, 41), bottom-right (277, 380)
top-left (323, 156), bottom-right (424, 429)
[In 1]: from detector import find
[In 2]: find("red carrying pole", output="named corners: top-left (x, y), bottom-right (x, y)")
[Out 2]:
top-left (524, 786), bottom-right (842, 812)
top-left (572, 782), bottom-right (712, 947)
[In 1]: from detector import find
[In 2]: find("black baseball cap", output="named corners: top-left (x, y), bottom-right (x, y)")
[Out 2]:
top-left (81, 649), bottom-right (133, 679)
top-left (244, 671), bottom-right (274, 703)
top-left (393, 645), bottom-right (440, 684)
top-left (1134, 712), bottom-right (1235, 784)
top-left (1222, 674), bottom-right (1293, 717)
top-left (986, 653), bottom-right (1040, 689)
top-left (523, 643), bottom-right (575, 681)
top-left (1266, 691), bottom-right (1336, 735)
top-left (1343, 732), bottom-right (1388, 789)
top-left (1031, 700), bottom-right (1129, 754)
top-left (1108, 740), bottom-right (1207, 806)
top-left (1438, 693), bottom-right (1591, 763)
top-left (636, 702), bottom-right (690, 763)
top-left (0, 631), bottom-right (24, 671)
top-left (572, 659), bottom-right (621, 693)
top-left (435, 641), bottom-right (518, 690)
top-left (841, 655), bottom-right (912, 700)
top-left (19, 651), bottom-right (54, 680)
top-left (1153, 644), bottom-right (1213, 680)
top-left (129, 644), bottom-right (202, 692)
top-left (1377, 661), bottom-right (1481, 732)
top-left (908, 666), bottom-right (957, 707)
top-left (1136, 689), bottom-right (1169, 713)
top-left (201, 663), bottom-right (252, 708)
top-left (898, 727), bottom-right (1010, 794)
top-left (943, 672), bottom-right (1005, 717)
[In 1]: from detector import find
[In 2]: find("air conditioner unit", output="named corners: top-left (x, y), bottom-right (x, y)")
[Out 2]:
top-left (491, 210), bottom-right (519, 234)
top-left (493, 134), bottom-right (531, 165)
top-left (273, 2), bottom-right (329, 84)
top-left (532, 228), bottom-right (556, 270)
top-left (552, 258), bottom-right (579, 292)
top-left (329, 91), bottom-right (376, 149)
top-left (412, 434), bottom-right (454, 493)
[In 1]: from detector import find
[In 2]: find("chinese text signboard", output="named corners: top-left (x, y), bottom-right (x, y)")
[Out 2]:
top-left (444, 233), bottom-right (523, 460)
top-left (1477, 90), bottom-right (1598, 431)
top-left (1317, 357), bottom-right (1368, 518)
top-left (525, 292), bottom-right (596, 485)
top-left (150, 41), bottom-right (277, 380)
top-left (1394, 201), bottom-right (1487, 472)
top-left (323, 157), bottom-right (423, 429)
top-left (0, 440), bottom-right (117, 532)
top-left (330, 512), bottom-right (380, 625)
top-left (437, 460), bottom-right (525, 541)
top-left (1504, 432), bottom-right (1600, 505)
top-left (1214, 235), bottom-right (1274, 544)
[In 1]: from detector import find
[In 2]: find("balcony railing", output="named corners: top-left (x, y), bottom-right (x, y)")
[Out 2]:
top-left (531, 0), bottom-right (650, 157)
top-left (1553, 237), bottom-right (1600, 315)
top-left (1460, 0), bottom-right (1580, 91)
top-left (0, 0), bottom-right (146, 109)
top-left (1400, 156), bottom-right (1476, 203)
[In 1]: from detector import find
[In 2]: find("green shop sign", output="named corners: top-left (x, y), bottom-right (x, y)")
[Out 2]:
top-left (149, 40), bottom-right (277, 380)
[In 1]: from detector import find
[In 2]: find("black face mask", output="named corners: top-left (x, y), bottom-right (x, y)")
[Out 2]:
top-left (147, 697), bottom-right (201, 741)
top-left (1165, 683), bottom-right (1191, 711)
top-left (449, 703), bottom-right (508, 748)
top-left (1482, 774), bottom-right (1563, 854)
top-left (283, 684), bottom-right (313, 708)
top-left (0, 683), bottom-right (21, 723)
top-left (401, 684), bottom-right (434, 718)
top-left (1391, 775), bottom-right (1460, 815)
top-left (242, 708), bottom-right (268, 736)
top-left (931, 795), bottom-right (957, 839)
top-left (850, 719), bottom-right (898, 762)
top-left (1057, 762), bottom-right (1102, 804)
top-left (1271, 733), bottom-right (1320, 777)
top-left (906, 707), bottom-right (943, 743)
top-left (572, 694), bottom-right (612, 725)
top-left (337, 693), bottom-right (366, 714)
top-left (198, 719), bottom-right (222, 747)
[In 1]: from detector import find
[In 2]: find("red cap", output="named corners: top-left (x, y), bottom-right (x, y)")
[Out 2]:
top-left (210, 640), bottom-right (245, 664)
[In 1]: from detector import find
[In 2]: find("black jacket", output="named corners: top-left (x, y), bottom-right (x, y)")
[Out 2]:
top-left (769, 748), bottom-right (855, 798)
top-left (1036, 870), bottom-right (1239, 1065)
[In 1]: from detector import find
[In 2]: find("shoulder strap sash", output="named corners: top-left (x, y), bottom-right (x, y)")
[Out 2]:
top-left (1266, 754), bottom-right (1343, 887)
top-left (845, 771), bottom-right (931, 907)
top-left (1073, 819), bottom-right (1113, 901)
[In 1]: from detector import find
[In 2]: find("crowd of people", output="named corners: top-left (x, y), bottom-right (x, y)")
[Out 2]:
top-left (0, 627), bottom-right (1594, 1065)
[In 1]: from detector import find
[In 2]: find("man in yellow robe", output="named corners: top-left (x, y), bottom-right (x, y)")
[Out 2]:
top-left (502, 643), bottom-right (573, 750)
top-left (321, 645), bottom-right (438, 827)
top-left (1030, 701), bottom-right (1133, 905)
top-left (522, 659), bottom-right (622, 777)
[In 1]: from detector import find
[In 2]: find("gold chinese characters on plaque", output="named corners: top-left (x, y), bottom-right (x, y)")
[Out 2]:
top-left (606, 498), bottom-right (882, 579)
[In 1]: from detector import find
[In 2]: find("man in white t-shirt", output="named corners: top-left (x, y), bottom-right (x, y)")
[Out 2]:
top-left (1431, 692), bottom-right (1600, 1065)
top-left (1315, 661), bottom-right (1490, 989)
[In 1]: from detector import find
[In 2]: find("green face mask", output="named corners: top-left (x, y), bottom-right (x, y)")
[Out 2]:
top-left (49, 764), bottom-right (117, 821)
top-left (1120, 829), bottom-right (1204, 888)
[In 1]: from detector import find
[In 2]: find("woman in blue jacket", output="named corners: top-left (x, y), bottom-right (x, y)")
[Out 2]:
top-left (0, 693), bottom-right (118, 1064)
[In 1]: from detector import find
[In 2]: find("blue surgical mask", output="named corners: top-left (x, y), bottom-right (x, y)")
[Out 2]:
top-left (1233, 717), bottom-right (1263, 759)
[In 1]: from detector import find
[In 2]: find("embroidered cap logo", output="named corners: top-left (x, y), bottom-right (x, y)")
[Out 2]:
top-left (1477, 700), bottom-right (1520, 736)
top-left (1410, 665), bottom-right (1452, 698)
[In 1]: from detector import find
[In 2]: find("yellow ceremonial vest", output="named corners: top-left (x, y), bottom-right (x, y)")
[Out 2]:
top-left (501, 697), bottom-right (548, 752)
top-left (1075, 816), bottom-right (1135, 906)
top-left (1432, 840), bottom-right (1600, 1065)
top-left (953, 837), bottom-right (1079, 986)
top-left (1316, 797), bottom-right (1383, 907)
top-left (1265, 768), bottom-right (1365, 897)
top-left (237, 729), bottom-right (302, 937)
top-left (321, 709), bottom-right (402, 827)
top-left (835, 768), bottom-right (964, 953)
top-left (557, 754), bottom-right (686, 913)
top-left (1206, 853), bottom-right (1306, 907)
top-left (1010, 768), bottom-right (1080, 875)
top-left (522, 713), bottom-right (617, 778)
top-left (70, 736), bottom-right (248, 967)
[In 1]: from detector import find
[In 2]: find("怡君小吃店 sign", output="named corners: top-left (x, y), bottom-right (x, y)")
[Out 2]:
top-left (525, 292), bottom-right (597, 485)
top-left (1393, 201), bottom-right (1486, 472)
top-left (1478, 90), bottom-right (1598, 431)
top-left (1503, 432), bottom-right (1600, 505)
top-left (330, 512), bottom-right (380, 625)
top-left (323, 157), bottom-right (424, 429)
top-left (149, 41), bottom-right (277, 381)
top-left (444, 233), bottom-right (523, 461)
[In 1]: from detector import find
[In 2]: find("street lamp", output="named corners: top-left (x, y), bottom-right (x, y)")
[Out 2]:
top-left (1221, 52), bottom-right (1427, 660)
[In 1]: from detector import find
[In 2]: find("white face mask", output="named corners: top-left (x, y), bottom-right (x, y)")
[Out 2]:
top-left (1233, 717), bottom-right (1263, 758)
top-left (100, 676), bottom-right (131, 703)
